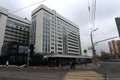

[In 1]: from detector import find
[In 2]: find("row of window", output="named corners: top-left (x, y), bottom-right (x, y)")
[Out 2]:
top-left (7, 20), bottom-right (30, 29)
top-left (4, 36), bottom-right (28, 41)
top-left (68, 46), bottom-right (79, 50)
top-left (6, 28), bottom-right (29, 35)
top-left (68, 40), bottom-right (78, 45)
top-left (4, 37), bottom-right (28, 43)
top-left (7, 26), bottom-right (29, 32)
top-left (5, 34), bottom-right (28, 40)
top-left (51, 47), bottom-right (62, 50)
top-left (68, 50), bottom-right (79, 53)
top-left (57, 18), bottom-right (78, 32)
top-left (68, 34), bottom-right (78, 39)
top-left (68, 43), bottom-right (79, 47)
top-left (5, 31), bottom-right (29, 38)
top-left (68, 31), bottom-right (77, 36)
top-left (50, 51), bottom-right (62, 54)
top-left (68, 37), bottom-right (78, 42)
top-left (51, 42), bottom-right (62, 47)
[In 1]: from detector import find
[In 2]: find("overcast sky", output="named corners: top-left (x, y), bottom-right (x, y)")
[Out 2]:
top-left (0, 0), bottom-right (120, 55)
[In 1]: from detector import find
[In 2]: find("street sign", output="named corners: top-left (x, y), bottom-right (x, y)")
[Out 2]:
top-left (88, 47), bottom-right (92, 50)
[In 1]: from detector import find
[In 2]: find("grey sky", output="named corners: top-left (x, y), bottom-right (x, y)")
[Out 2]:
top-left (0, 0), bottom-right (120, 54)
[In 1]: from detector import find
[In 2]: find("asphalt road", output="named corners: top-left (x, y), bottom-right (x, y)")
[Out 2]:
top-left (0, 62), bottom-right (120, 80)
top-left (0, 70), bottom-right (104, 80)
top-left (92, 61), bottom-right (120, 80)
top-left (0, 69), bottom-right (69, 80)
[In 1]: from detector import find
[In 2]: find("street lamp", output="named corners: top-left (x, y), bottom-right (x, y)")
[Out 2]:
top-left (90, 28), bottom-right (98, 64)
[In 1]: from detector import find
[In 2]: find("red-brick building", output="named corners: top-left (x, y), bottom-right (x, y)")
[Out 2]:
top-left (108, 40), bottom-right (120, 57)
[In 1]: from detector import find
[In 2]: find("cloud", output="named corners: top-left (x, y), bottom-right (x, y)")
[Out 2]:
top-left (96, 0), bottom-right (120, 21)
top-left (0, 0), bottom-right (23, 11)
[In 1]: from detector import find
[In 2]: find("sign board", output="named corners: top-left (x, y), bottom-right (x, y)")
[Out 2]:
top-left (88, 47), bottom-right (92, 50)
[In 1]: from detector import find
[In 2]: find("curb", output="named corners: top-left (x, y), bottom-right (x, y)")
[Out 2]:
top-left (0, 63), bottom-right (101, 71)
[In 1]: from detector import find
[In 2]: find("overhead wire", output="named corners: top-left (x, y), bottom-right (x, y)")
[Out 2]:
top-left (9, 0), bottom-right (46, 13)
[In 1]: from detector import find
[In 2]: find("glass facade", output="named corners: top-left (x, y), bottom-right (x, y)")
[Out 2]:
top-left (31, 16), bottom-right (36, 44)
top-left (5, 19), bottom-right (30, 44)
top-left (31, 5), bottom-right (81, 55)
top-left (41, 11), bottom-right (80, 55)
top-left (3, 18), bottom-right (30, 55)
top-left (19, 46), bottom-right (28, 54)
top-left (42, 11), bottom-right (51, 53)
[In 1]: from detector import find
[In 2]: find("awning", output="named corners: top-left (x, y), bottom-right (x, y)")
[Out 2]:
top-left (44, 54), bottom-right (92, 59)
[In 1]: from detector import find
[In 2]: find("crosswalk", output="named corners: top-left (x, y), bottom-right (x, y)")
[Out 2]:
top-left (64, 70), bottom-right (104, 80)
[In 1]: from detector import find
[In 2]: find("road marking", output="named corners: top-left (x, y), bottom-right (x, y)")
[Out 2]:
top-left (64, 70), bottom-right (104, 80)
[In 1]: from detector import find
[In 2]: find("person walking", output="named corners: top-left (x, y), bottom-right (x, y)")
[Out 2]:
top-left (71, 61), bottom-right (75, 69)
top-left (84, 59), bottom-right (87, 66)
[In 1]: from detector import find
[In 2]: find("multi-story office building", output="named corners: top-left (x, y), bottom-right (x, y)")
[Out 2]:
top-left (115, 17), bottom-right (120, 38)
top-left (0, 7), bottom-right (30, 56)
top-left (31, 4), bottom-right (81, 56)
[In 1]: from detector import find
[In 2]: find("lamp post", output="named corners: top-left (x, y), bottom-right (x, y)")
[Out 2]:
top-left (90, 28), bottom-right (98, 64)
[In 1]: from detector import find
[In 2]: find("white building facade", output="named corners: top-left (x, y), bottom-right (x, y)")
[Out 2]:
top-left (0, 7), bottom-right (30, 55)
top-left (31, 4), bottom-right (81, 56)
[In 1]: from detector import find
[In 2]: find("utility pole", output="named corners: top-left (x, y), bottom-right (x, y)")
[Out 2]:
top-left (90, 28), bottom-right (98, 65)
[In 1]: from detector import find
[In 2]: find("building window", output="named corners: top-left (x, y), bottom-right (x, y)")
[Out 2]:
top-left (51, 47), bottom-right (54, 49)
top-left (58, 52), bottom-right (62, 54)
top-left (51, 51), bottom-right (54, 53)
top-left (51, 38), bottom-right (54, 41)
top-left (58, 44), bottom-right (62, 47)
top-left (51, 42), bottom-right (54, 45)
top-left (58, 48), bottom-right (62, 50)
top-left (58, 41), bottom-right (62, 43)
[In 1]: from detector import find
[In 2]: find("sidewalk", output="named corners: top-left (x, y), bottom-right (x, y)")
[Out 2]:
top-left (0, 63), bottom-right (101, 71)
top-left (77, 63), bottom-right (101, 69)
top-left (57, 63), bottom-right (101, 70)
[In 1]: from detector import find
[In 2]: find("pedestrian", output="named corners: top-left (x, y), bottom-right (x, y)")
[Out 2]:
top-left (84, 59), bottom-right (87, 66)
top-left (70, 61), bottom-right (75, 69)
